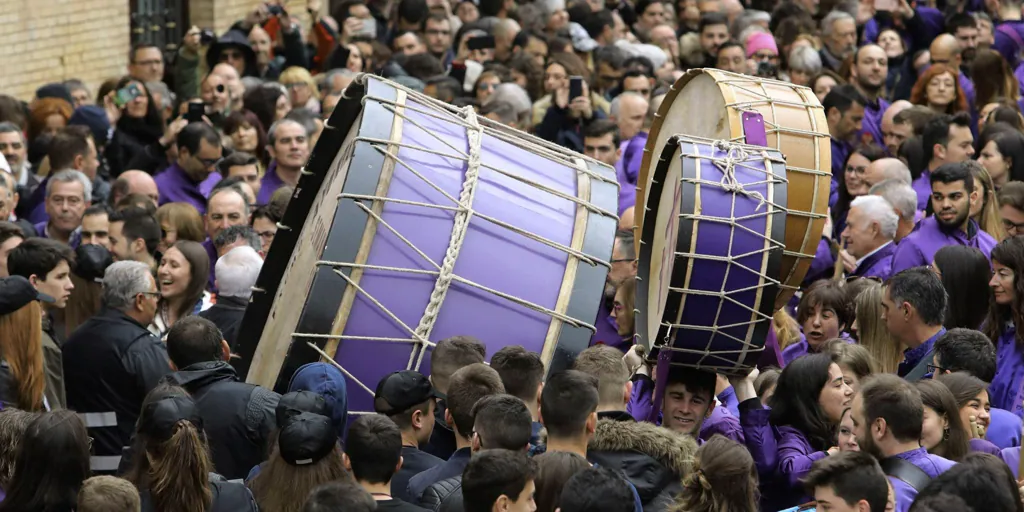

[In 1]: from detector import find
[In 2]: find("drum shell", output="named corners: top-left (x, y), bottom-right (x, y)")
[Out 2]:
top-left (233, 75), bottom-right (618, 407)
top-left (636, 136), bottom-right (787, 375)
top-left (637, 69), bottom-right (830, 309)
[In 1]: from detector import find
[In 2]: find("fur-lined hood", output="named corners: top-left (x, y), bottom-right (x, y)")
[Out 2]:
top-left (588, 418), bottom-right (698, 477)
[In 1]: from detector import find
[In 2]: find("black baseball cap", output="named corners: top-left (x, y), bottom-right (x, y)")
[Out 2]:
top-left (278, 412), bottom-right (337, 466)
top-left (0, 276), bottom-right (55, 316)
top-left (139, 395), bottom-right (204, 442)
top-left (74, 244), bottom-right (114, 283)
top-left (374, 370), bottom-right (437, 416)
top-left (276, 390), bottom-right (328, 428)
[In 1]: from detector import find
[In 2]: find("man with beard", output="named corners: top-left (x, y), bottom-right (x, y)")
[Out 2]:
top-left (591, 230), bottom-right (636, 350)
top-left (849, 45), bottom-right (889, 147)
top-left (913, 113), bottom-right (974, 210)
top-left (819, 11), bottom-right (857, 72)
top-left (257, 119), bottom-right (310, 205)
top-left (948, 13), bottom-right (980, 71)
top-left (850, 374), bottom-right (955, 510)
top-left (891, 162), bottom-right (996, 275)
top-left (824, 85), bottom-right (866, 204)
top-left (698, 12), bottom-right (730, 67)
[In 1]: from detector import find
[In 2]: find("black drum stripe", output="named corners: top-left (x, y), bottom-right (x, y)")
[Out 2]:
top-left (744, 149), bottom-right (787, 369)
top-left (549, 160), bottom-right (619, 375)
top-left (661, 139), bottom-right (698, 348)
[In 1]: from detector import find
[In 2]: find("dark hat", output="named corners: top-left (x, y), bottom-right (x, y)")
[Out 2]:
top-left (68, 106), bottom-right (112, 147)
top-left (374, 370), bottom-right (437, 416)
top-left (35, 83), bottom-right (74, 105)
top-left (139, 395), bottom-right (204, 442)
top-left (278, 412), bottom-right (337, 466)
top-left (0, 276), bottom-right (55, 316)
top-left (276, 390), bottom-right (328, 428)
top-left (73, 244), bottom-right (114, 283)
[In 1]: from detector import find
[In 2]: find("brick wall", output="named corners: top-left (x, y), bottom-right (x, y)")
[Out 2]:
top-left (0, 0), bottom-right (130, 101)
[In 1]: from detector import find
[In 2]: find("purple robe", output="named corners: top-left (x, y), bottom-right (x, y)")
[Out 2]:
top-left (33, 221), bottom-right (80, 248)
top-left (615, 134), bottom-right (646, 216)
top-left (988, 407), bottom-right (1022, 449)
top-left (830, 139), bottom-right (853, 207)
top-left (154, 163), bottom-right (211, 215)
top-left (1002, 446), bottom-right (1022, 478)
top-left (198, 171), bottom-right (223, 198)
top-left (256, 161), bottom-right (287, 205)
top-left (851, 241), bottom-right (896, 281)
top-left (889, 447), bottom-right (956, 512)
top-left (718, 386), bottom-right (739, 418)
top-left (859, 97), bottom-right (890, 148)
top-left (802, 237), bottom-right (836, 286)
top-left (994, 21), bottom-right (1024, 68)
top-left (775, 426), bottom-right (828, 509)
top-left (590, 301), bottom-right (627, 351)
top-left (970, 437), bottom-right (1003, 456)
top-left (911, 169), bottom-right (931, 211)
top-left (991, 324), bottom-right (1024, 418)
top-left (889, 217), bottom-right (997, 276)
top-left (699, 405), bottom-right (745, 445)
top-left (897, 327), bottom-right (945, 378)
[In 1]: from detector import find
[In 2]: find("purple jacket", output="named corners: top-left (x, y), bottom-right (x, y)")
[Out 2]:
top-left (990, 324), bottom-right (1024, 418)
top-left (775, 426), bottom-right (828, 508)
top-left (783, 333), bottom-right (853, 366)
top-left (155, 163), bottom-right (213, 215)
top-left (898, 327), bottom-right (945, 378)
top-left (256, 161), bottom-right (286, 205)
top-left (830, 139), bottom-right (853, 207)
top-left (859, 97), bottom-right (890, 148)
top-left (802, 237), bottom-right (835, 286)
top-left (994, 21), bottom-right (1024, 68)
top-left (889, 217), bottom-right (997, 276)
top-left (616, 133), bottom-right (646, 216)
top-left (851, 241), bottom-right (896, 281)
top-left (911, 170), bottom-right (931, 211)
top-left (1002, 446), bottom-right (1022, 478)
top-left (889, 447), bottom-right (956, 512)
top-left (33, 221), bottom-right (81, 248)
top-left (970, 437), bottom-right (1003, 456)
top-left (699, 405), bottom-right (745, 445)
top-left (718, 386), bottom-right (739, 418)
top-left (988, 407), bottom-right (1023, 449)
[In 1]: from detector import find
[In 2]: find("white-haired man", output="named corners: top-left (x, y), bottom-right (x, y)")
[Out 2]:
top-left (198, 245), bottom-right (262, 351)
top-left (841, 195), bottom-right (899, 280)
top-left (871, 179), bottom-right (920, 243)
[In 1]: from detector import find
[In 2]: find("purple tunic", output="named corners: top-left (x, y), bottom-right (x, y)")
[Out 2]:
top-left (699, 405), bottom-right (745, 444)
top-left (718, 386), bottom-right (739, 418)
top-left (991, 324), bottom-right (1024, 418)
top-left (1002, 446), bottom-right (1022, 478)
top-left (154, 163), bottom-right (211, 215)
top-left (781, 334), bottom-right (811, 366)
top-left (889, 217), bottom-right (997, 276)
top-left (256, 161), bottom-right (287, 205)
top-left (859, 97), bottom-right (890, 147)
top-left (970, 437), bottom-right (1003, 456)
top-left (889, 447), bottom-right (956, 512)
top-left (775, 426), bottom-right (828, 508)
top-left (911, 169), bottom-right (931, 211)
top-left (898, 327), bottom-right (945, 378)
top-left (615, 134), bottom-right (646, 216)
top-left (994, 21), bottom-right (1024, 68)
top-left (988, 407), bottom-right (1023, 449)
top-left (33, 221), bottom-right (81, 248)
top-left (851, 241), bottom-right (896, 281)
top-left (830, 139), bottom-right (853, 207)
top-left (198, 171), bottom-right (223, 198)
top-left (802, 237), bottom-right (836, 286)
top-left (589, 301), bottom-right (626, 351)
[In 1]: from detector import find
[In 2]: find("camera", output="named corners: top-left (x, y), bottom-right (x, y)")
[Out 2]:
top-left (199, 29), bottom-right (216, 45)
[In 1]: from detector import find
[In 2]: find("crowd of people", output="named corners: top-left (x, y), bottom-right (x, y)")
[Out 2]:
top-left (7, 0), bottom-right (1024, 510)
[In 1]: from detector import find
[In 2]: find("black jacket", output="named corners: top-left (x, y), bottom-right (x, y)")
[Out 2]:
top-left (420, 476), bottom-right (463, 512)
top-left (140, 472), bottom-right (258, 512)
top-left (63, 308), bottom-right (172, 473)
top-left (587, 416), bottom-right (699, 512)
top-left (162, 361), bottom-right (280, 479)
top-left (197, 295), bottom-right (247, 352)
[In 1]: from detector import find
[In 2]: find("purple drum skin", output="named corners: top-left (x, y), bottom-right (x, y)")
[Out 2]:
top-left (637, 137), bottom-right (787, 375)
top-left (234, 75), bottom-right (618, 402)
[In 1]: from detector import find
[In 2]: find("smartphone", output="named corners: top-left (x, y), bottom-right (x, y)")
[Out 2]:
top-left (756, 61), bottom-right (778, 78)
top-left (874, 0), bottom-right (898, 11)
top-left (467, 35), bottom-right (496, 51)
top-left (199, 29), bottom-right (216, 45)
top-left (354, 17), bottom-right (377, 38)
top-left (186, 102), bottom-right (206, 124)
top-left (114, 83), bottom-right (142, 108)
top-left (569, 76), bottom-right (584, 101)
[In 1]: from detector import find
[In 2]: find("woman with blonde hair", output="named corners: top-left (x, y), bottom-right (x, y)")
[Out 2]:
top-left (279, 66), bottom-right (321, 114)
top-left (64, 244), bottom-right (113, 338)
top-left (966, 161), bottom-right (1008, 242)
top-left (671, 435), bottom-right (758, 512)
top-left (854, 281), bottom-right (902, 374)
top-left (125, 385), bottom-right (256, 511)
top-left (0, 276), bottom-right (49, 411)
top-left (825, 340), bottom-right (877, 392)
top-left (155, 203), bottom-right (206, 255)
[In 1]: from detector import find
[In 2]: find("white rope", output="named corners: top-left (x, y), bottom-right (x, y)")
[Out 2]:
top-left (710, 140), bottom-right (767, 209)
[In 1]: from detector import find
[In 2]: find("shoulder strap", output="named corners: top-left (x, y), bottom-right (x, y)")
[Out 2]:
top-left (880, 456), bottom-right (932, 492)
top-left (903, 348), bottom-right (934, 382)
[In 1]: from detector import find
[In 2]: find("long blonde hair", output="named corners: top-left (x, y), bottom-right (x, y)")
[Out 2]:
top-left (969, 162), bottom-right (1008, 241)
top-left (856, 282), bottom-right (902, 374)
top-left (249, 443), bottom-right (350, 512)
top-left (671, 436), bottom-right (758, 512)
top-left (64, 274), bottom-right (102, 338)
top-left (0, 302), bottom-right (45, 411)
top-left (773, 308), bottom-right (801, 350)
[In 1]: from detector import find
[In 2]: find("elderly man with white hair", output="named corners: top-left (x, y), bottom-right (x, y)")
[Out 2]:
top-left (840, 194), bottom-right (899, 280)
top-left (871, 178), bottom-right (920, 242)
top-left (199, 245), bottom-right (263, 351)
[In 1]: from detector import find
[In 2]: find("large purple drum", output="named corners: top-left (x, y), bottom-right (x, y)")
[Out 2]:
top-left (636, 135), bottom-right (787, 375)
top-left (234, 75), bottom-right (618, 414)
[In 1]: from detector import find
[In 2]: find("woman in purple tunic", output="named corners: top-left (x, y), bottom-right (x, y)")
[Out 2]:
top-left (781, 281), bottom-right (852, 365)
top-left (938, 373), bottom-right (1004, 456)
top-left (916, 380), bottom-right (971, 461)
top-left (768, 353), bottom-right (853, 509)
top-left (984, 236), bottom-right (1024, 418)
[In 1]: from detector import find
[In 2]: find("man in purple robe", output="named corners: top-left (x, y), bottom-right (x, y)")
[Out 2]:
top-left (912, 113), bottom-right (974, 211)
top-left (891, 161), bottom-right (995, 275)
top-left (591, 230), bottom-right (635, 351)
top-left (825, 85), bottom-right (867, 206)
top-left (154, 123), bottom-right (223, 215)
top-left (882, 267), bottom-right (948, 379)
top-left (842, 195), bottom-right (898, 280)
top-left (850, 45), bottom-right (890, 148)
top-left (256, 119), bottom-right (310, 205)
top-left (851, 374), bottom-right (956, 512)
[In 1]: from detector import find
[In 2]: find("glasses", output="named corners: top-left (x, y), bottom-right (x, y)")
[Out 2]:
top-left (198, 157), bottom-right (223, 167)
top-left (845, 165), bottom-right (867, 175)
top-left (477, 82), bottom-right (496, 92)
top-left (425, 29), bottom-right (451, 36)
top-left (283, 82), bottom-right (308, 89)
top-left (927, 364), bottom-right (949, 375)
top-left (256, 230), bottom-right (276, 240)
top-left (1003, 219), bottom-right (1024, 233)
top-left (222, 50), bottom-right (245, 61)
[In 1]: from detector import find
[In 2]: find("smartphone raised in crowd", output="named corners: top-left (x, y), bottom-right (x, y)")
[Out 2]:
top-left (186, 102), bottom-right (206, 124)
top-left (874, 0), bottom-right (898, 12)
top-left (114, 83), bottom-right (143, 108)
top-left (569, 76), bottom-right (584, 101)
top-left (467, 35), bottom-right (496, 51)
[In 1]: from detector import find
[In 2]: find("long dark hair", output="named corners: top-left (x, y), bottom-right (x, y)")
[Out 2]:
top-left (161, 240), bottom-right (210, 323)
top-left (971, 49), bottom-right (1020, 108)
top-left (243, 85), bottom-right (285, 136)
top-left (671, 435), bottom-right (758, 512)
top-left (125, 385), bottom-right (213, 512)
top-left (114, 76), bottom-right (164, 144)
top-left (984, 236), bottom-right (1024, 347)
top-left (916, 380), bottom-right (970, 462)
top-left (934, 245), bottom-right (991, 330)
top-left (768, 353), bottom-right (837, 451)
top-left (222, 109), bottom-right (269, 165)
top-left (989, 130), bottom-right (1024, 184)
top-left (899, 136), bottom-right (928, 181)
top-left (0, 410), bottom-right (91, 512)
top-left (831, 145), bottom-right (887, 237)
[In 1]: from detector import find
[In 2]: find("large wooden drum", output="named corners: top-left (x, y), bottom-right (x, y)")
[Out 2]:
top-left (637, 69), bottom-right (831, 308)
top-left (233, 75), bottom-right (619, 413)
